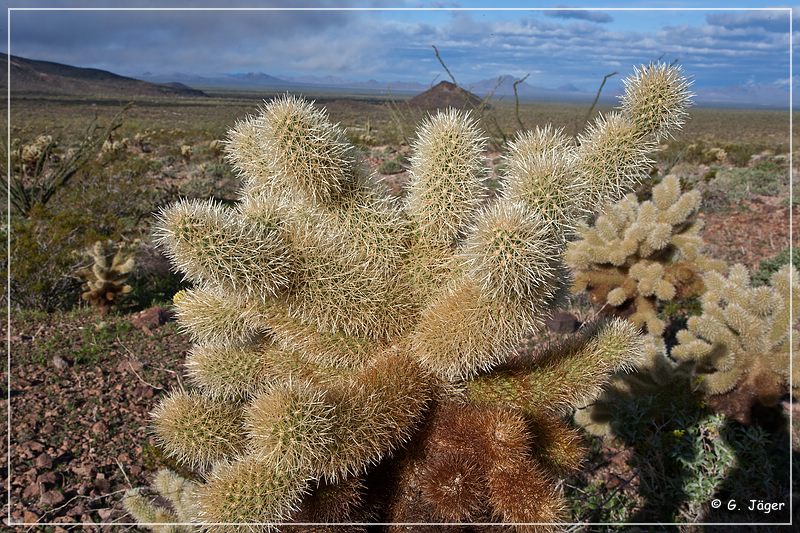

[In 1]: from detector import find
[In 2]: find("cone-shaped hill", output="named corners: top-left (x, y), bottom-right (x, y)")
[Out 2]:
top-left (407, 80), bottom-right (487, 110)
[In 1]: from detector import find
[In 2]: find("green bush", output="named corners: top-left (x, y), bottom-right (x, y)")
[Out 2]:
top-left (752, 247), bottom-right (799, 287)
top-left (377, 155), bottom-right (405, 174)
top-left (9, 151), bottom-right (173, 311)
top-left (703, 159), bottom-right (788, 210)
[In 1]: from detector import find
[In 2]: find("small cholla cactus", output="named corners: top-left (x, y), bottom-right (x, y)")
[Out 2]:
top-left (566, 174), bottom-right (724, 338)
top-left (125, 63), bottom-right (690, 530)
top-left (208, 139), bottom-right (225, 155)
top-left (19, 134), bottom-right (55, 166)
top-left (671, 264), bottom-right (798, 424)
top-left (101, 136), bottom-right (130, 155)
top-left (181, 144), bottom-right (193, 159)
top-left (76, 239), bottom-right (136, 312)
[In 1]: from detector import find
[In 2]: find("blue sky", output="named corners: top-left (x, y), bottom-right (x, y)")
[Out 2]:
top-left (2, 1), bottom-right (796, 107)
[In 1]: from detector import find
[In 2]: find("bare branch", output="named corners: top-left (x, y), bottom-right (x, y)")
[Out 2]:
top-left (432, 45), bottom-right (457, 86)
top-left (581, 70), bottom-right (618, 133)
top-left (513, 74), bottom-right (530, 131)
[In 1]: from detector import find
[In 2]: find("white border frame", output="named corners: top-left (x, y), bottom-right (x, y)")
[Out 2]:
top-left (4, 4), bottom-right (794, 529)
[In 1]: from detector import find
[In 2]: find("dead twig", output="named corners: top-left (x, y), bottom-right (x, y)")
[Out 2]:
top-left (581, 70), bottom-right (618, 134)
top-left (116, 336), bottom-right (166, 391)
top-left (432, 45), bottom-right (457, 86)
top-left (513, 74), bottom-right (530, 131)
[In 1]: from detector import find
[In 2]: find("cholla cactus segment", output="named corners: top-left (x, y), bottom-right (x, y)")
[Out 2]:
top-left (185, 343), bottom-right (282, 400)
top-left (411, 279), bottom-right (544, 381)
top-left (671, 264), bottom-right (798, 423)
top-left (123, 469), bottom-right (200, 533)
top-left (503, 128), bottom-right (586, 237)
top-left (462, 201), bottom-right (562, 302)
top-left (155, 199), bottom-right (291, 300)
top-left (172, 285), bottom-right (268, 346)
top-left (567, 175), bottom-right (724, 336)
top-left (466, 318), bottom-right (645, 416)
top-left (131, 64), bottom-right (693, 529)
top-left (245, 380), bottom-right (336, 476)
top-left (230, 95), bottom-right (355, 204)
top-left (574, 337), bottom-right (693, 437)
top-left (405, 108), bottom-right (487, 247)
top-left (152, 390), bottom-right (247, 469)
top-left (621, 62), bottom-right (693, 140)
top-left (196, 455), bottom-right (310, 531)
top-left (76, 239), bottom-right (136, 311)
top-left (123, 488), bottom-right (187, 533)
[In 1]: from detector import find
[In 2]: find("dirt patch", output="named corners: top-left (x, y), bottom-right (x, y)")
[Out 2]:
top-left (699, 196), bottom-right (796, 270)
top-left (6, 308), bottom-right (191, 527)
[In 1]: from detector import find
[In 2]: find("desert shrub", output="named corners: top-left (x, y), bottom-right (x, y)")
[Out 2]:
top-left (377, 155), bottom-right (405, 174)
top-left (752, 247), bottom-right (799, 287)
top-left (703, 159), bottom-right (788, 209)
top-left (123, 63), bottom-right (693, 531)
top-left (9, 150), bottom-right (171, 311)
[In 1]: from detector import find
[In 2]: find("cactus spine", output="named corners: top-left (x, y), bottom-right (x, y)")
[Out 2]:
top-left (126, 63), bottom-right (691, 530)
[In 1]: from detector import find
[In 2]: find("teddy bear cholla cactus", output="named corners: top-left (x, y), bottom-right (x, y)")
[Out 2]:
top-left (566, 174), bottom-right (724, 339)
top-left (76, 239), bottom-right (136, 311)
top-left (124, 63), bottom-right (690, 530)
top-left (670, 263), bottom-right (798, 424)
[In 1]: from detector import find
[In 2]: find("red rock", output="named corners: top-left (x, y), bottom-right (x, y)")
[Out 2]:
top-left (98, 508), bottom-right (113, 520)
top-left (91, 421), bottom-right (107, 434)
top-left (545, 311), bottom-right (580, 333)
top-left (22, 483), bottom-right (39, 499)
top-left (116, 358), bottom-right (143, 374)
top-left (35, 454), bottom-right (53, 469)
top-left (22, 510), bottom-right (39, 524)
top-left (129, 306), bottom-right (173, 334)
top-left (36, 471), bottom-right (57, 485)
top-left (40, 489), bottom-right (65, 507)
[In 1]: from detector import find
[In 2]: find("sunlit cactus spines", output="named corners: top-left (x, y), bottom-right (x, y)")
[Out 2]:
top-left (671, 263), bottom-right (798, 424)
top-left (128, 63), bottom-right (692, 530)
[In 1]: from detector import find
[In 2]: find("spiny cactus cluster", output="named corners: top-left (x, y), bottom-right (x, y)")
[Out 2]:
top-left (671, 263), bottom-right (798, 424)
top-left (76, 239), bottom-right (136, 311)
top-left (125, 62), bottom-right (691, 530)
top-left (566, 174), bottom-right (724, 341)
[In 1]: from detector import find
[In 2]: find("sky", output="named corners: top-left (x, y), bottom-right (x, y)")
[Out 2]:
top-left (2, 1), bottom-right (796, 107)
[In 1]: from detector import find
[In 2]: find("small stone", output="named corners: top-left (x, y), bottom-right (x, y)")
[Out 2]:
top-left (129, 306), bottom-right (173, 334)
top-left (22, 510), bottom-right (39, 524)
top-left (35, 454), bottom-right (53, 469)
top-left (116, 358), bottom-right (143, 374)
top-left (91, 421), bottom-right (107, 434)
top-left (36, 471), bottom-right (57, 485)
top-left (98, 509), bottom-right (113, 520)
top-left (545, 311), bottom-right (580, 333)
top-left (40, 489), bottom-right (65, 507)
top-left (22, 483), bottom-right (39, 499)
top-left (51, 355), bottom-right (70, 371)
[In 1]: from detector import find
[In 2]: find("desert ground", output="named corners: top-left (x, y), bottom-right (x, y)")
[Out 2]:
top-left (3, 86), bottom-right (798, 531)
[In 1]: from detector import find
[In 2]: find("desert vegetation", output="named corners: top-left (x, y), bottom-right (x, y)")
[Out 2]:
top-left (4, 58), bottom-right (797, 531)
